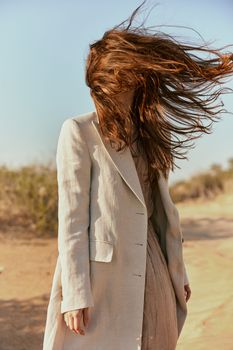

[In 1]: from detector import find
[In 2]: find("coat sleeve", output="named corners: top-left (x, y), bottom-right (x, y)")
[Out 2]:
top-left (56, 118), bottom-right (94, 313)
top-left (163, 167), bottom-right (190, 286)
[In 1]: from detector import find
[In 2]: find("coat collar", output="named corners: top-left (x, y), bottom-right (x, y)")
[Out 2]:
top-left (91, 111), bottom-right (147, 210)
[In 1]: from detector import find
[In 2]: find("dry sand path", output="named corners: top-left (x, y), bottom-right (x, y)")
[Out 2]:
top-left (176, 195), bottom-right (233, 349)
top-left (0, 197), bottom-right (233, 349)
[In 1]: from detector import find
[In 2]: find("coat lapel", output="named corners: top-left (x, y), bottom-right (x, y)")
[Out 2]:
top-left (91, 111), bottom-right (187, 335)
top-left (91, 116), bottom-right (146, 210)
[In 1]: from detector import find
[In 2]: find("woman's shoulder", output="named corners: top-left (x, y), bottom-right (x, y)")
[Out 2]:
top-left (61, 110), bottom-right (96, 128)
top-left (71, 110), bottom-right (97, 125)
top-left (57, 111), bottom-right (98, 152)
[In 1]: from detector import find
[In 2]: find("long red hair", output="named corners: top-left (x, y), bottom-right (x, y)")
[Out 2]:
top-left (85, 0), bottom-right (233, 189)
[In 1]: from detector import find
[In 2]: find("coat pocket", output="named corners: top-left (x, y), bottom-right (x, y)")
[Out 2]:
top-left (89, 239), bottom-right (114, 262)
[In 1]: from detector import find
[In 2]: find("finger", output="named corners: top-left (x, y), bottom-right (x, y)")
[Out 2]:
top-left (184, 286), bottom-right (190, 302)
top-left (68, 315), bottom-right (74, 331)
top-left (63, 313), bottom-right (68, 326)
top-left (73, 316), bottom-right (81, 335)
top-left (186, 290), bottom-right (191, 301)
top-left (79, 312), bottom-right (86, 335)
top-left (74, 314), bottom-right (85, 335)
top-left (83, 308), bottom-right (90, 328)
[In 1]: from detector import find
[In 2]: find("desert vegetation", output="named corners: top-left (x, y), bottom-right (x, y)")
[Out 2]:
top-left (0, 163), bottom-right (58, 237)
top-left (0, 158), bottom-right (232, 237)
top-left (170, 158), bottom-right (233, 203)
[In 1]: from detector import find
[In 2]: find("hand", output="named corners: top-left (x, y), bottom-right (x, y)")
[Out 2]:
top-left (184, 284), bottom-right (191, 302)
top-left (63, 307), bottom-right (90, 335)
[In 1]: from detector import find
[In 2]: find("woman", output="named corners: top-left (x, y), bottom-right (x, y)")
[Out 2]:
top-left (43, 2), bottom-right (233, 350)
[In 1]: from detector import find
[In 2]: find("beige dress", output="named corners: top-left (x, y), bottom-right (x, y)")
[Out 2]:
top-left (130, 140), bottom-right (179, 350)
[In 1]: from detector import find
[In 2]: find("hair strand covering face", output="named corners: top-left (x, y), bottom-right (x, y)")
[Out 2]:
top-left (85, 0), bottom-right (233, 190)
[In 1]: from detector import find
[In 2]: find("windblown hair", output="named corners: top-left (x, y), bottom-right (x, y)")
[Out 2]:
top-left (85, 0), bottom-right (233, 189)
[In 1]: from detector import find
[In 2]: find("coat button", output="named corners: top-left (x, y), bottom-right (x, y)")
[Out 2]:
top-left (135, 243), bottom-right (143, 246)
top-left (133, 273), bottom-right (142, 277)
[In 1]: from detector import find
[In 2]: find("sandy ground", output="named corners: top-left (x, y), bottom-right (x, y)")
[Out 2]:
top-left (0, 194), bottom-right (233, 350)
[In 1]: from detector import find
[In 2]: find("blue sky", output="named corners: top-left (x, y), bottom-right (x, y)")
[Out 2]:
top-left (0, 0), bottom-right (232, 184)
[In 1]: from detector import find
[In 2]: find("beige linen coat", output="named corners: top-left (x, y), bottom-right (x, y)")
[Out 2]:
top-left (43, 110), bottom-right (189, 350)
